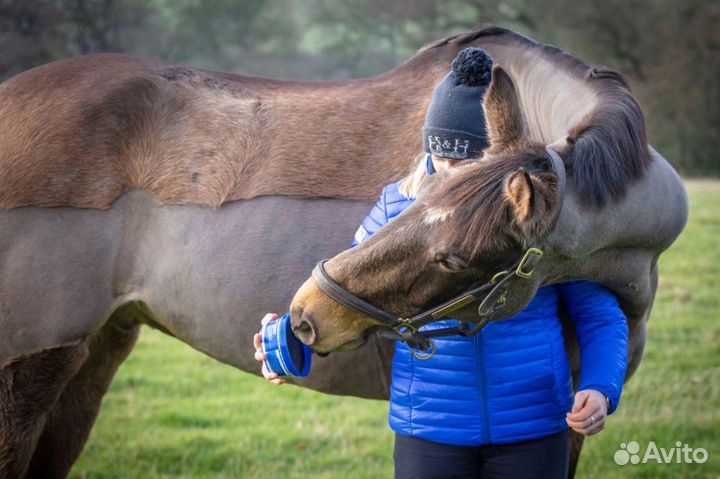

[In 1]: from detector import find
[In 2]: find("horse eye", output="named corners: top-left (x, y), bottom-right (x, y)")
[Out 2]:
top-left (434, 253), bottom-right (468, 272)
top-left (530, 157), bottom-right (549, 171)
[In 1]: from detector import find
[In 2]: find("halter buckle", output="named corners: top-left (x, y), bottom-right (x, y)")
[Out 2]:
top-left (490, 270), bottom-right (508, 285)
top-left (516, 248), bottom-right (544, 279)
top-left (394, 318), bottom-right (418, 334)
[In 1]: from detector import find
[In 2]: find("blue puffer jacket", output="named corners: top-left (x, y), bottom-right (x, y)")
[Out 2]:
top-left (352, 173), bottom-right (629, 447)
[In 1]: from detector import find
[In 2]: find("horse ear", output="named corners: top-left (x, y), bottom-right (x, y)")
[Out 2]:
top-left (505, 166), bottom-right (560, 241)
top-left (484, 66), bottom-right (524, 150)
top-left (505, 167), bottom-right (534, 223)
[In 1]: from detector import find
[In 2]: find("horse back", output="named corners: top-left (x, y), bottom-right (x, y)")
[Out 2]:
top-left (0, 54), bottom-right (266, 209)
top-left (0, 53), bottom-right (427, 212)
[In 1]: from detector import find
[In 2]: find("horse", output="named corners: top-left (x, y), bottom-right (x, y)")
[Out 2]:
top-left (0, 26), bottom-right (686, 477)
top-left (289, 29), bottom-right (688, 478)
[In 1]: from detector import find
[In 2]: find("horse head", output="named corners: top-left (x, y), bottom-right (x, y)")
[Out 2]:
top-left (289, 65), bottom-right (567, 353)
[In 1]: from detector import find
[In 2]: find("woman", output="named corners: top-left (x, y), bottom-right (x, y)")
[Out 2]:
top-left (253, 48), bottom-right (628, 479)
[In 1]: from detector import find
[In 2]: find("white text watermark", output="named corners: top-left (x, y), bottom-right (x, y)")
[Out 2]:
top-left (614, 441), bottom-right (709, 466)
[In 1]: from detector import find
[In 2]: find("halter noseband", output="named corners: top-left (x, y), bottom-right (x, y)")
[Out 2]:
top-left (310, 149), bottom-right (566, 360)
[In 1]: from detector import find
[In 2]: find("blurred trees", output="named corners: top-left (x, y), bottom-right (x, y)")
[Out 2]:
top-left (0, 0), bottom-right (149, 77)
top-left (521, 0), bottom-right (720, 175)
top-left (1, 0), bottom-right (717, 175)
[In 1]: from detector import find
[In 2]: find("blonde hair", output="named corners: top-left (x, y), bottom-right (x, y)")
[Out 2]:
top-left (398, 152), bottom-right (431, 199)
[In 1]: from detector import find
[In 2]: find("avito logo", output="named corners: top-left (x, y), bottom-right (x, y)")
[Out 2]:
top-left (614, 441), bottom-right (709, 466)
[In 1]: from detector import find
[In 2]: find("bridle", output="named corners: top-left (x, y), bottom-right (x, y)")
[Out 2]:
top-left (311, 149), bottom-right (566, 360)
top-left (312, 247), bottom-right (544, 359)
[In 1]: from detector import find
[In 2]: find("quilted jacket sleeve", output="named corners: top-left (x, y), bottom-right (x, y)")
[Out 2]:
top-left (351, 186), bottom-right (389, 247)
top-left (559, 281), bottom-right (629, 414)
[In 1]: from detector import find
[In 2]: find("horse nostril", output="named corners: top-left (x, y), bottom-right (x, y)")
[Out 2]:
top-left (292, 318), bottom-right (317, 345)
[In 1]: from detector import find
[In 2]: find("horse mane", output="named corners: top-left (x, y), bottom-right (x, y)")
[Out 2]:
top-left (420, 26), bottom-right (651, 208)
top-left (420, 145), bottom-right (557, 261)
top-left (422, 150), bottom-right (557, 260)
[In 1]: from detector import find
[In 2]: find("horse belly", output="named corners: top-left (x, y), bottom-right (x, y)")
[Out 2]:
top-left (126, 194), bottom-right (393, 398)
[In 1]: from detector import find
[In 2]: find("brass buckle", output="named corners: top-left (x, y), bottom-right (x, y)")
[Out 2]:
top-left (394, 318), bottom-right (418, 334)
top-left (490, 270), bottom-right (508, 285)
top-left (516, 248), bottom-right (544, 279)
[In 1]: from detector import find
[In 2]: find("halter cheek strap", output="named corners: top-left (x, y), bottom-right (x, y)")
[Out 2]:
top-left (312, 246), bottom-right (544, 358)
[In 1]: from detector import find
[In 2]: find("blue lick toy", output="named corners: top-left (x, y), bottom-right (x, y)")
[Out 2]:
top-left (261, 314), bottom-right (313, 378)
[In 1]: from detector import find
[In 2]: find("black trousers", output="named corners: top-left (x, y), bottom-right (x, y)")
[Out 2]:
top-left (394, 430), bottom-right (569, 479)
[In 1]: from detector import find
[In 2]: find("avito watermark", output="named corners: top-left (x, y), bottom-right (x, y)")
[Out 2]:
top-left (614, 441), bottom-right (709, 466)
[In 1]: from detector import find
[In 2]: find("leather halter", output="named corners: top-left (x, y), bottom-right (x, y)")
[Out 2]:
top-left (311, 149), bottom-right (566, 360)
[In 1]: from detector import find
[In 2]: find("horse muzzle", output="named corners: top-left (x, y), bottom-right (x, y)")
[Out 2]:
top-left (289, 276), bottom-right (377, 353)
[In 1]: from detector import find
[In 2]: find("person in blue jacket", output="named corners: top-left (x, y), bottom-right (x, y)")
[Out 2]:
top-left (253, 48), bottom-right (629, 479)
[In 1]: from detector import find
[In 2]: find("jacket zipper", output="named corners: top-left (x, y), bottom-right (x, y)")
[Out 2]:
top-left (475, 331), bottom-right (492, 444)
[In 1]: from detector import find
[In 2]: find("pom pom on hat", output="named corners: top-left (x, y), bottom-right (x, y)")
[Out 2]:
top-left (452, 48), bottom-right (493, 87)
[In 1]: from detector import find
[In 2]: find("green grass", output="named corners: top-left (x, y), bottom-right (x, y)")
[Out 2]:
top-left (71, 180), bottom-right (719, 479)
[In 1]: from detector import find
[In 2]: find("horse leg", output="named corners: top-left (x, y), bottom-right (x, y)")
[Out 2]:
top-left (24, 316), bottom-right (140, 479)
top-left (0, 338), bottom-right (89, 479)
top-left (568, 430), bottom-right (584, 478)
top-left (567, 352), bottom-right (584, 479)
top-left (558, 302), bottom-right (585, 479)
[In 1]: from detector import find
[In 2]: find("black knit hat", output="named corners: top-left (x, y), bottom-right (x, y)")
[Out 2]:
top-left (423, 48), bottom-right (493, 160)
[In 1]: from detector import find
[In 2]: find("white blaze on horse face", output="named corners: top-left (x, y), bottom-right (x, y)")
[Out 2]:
top-left (423, 207), bottom-right (454, 225)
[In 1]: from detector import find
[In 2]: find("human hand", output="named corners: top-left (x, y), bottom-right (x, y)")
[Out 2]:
top-left (253, 313), bottom-right (286, 385)
top-left (566, 389), bottom-right (608, 436)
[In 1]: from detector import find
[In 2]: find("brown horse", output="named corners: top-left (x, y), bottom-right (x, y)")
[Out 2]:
top-left (0, 26), bottom-right (686, 477)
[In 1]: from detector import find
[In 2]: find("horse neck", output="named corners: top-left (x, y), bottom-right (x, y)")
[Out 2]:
top-left (230, 54), bottom-right (454, 202)
top-left (478, 42), bottom-right (599, 145)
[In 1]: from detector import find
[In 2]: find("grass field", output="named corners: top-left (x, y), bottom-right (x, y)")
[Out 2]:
top-left (71, 180), bottom-right (719, 479)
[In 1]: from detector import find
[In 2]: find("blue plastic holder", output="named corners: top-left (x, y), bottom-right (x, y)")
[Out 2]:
top-left (261, 314), bottom-right (313, 378)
